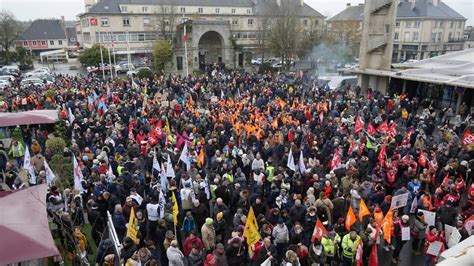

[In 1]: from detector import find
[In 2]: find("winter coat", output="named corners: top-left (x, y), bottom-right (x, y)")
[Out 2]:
top-left (412, 217), bottom-right (427, 239)
top-left (201, 224), bottom-right (216, 250)
top-left (167, 246), bottom-right (185, 266)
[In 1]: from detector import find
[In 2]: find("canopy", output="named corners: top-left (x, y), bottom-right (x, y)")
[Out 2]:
top-left (0, 184), bottom-right (59, 264)
top-left (0, 110), bottom-right (59, 127)
top-left (438, 235), bottom-right (474, 265)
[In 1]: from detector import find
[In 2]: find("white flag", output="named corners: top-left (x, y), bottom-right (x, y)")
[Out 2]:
top-left (28, 166), bottom-right (36, 185)
top-left (221, 89), bottom-right (225, 99)
top-left (153, 154), bottom-right (161, 172)
top-left (287, 148), bottom-right (296, 171)
top-left (410, 196), bottom-right (418, 214)
top-left (299, 150), bottom-right (306, 174)
top-left (23, 146), bottom-right (31, 171)
top-left (166, 154), bottom-right (176, 178)
top-left (159, 190), bottom-right (166, 218)
top-left (68, 107), bottom-right (75, 123)
top-left (160, 162), bottom-right (168, 193)
top-left (107, 164), bottom-right (114, 182)
top-left (179, 143), bottom-right (191, 171)
top-left (73, 155), bottom-right (85, 192)
top-left (204, 175), bottom-right (210, 200)
top-left (44, 160), bottom-right (56, 185)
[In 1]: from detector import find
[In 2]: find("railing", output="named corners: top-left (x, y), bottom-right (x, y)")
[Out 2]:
top-left (371, 0), bottom-right (392, 13)
top-left (368, 34), bottom-right (388, 52)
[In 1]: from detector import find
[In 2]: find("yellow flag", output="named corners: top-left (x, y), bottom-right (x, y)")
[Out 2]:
top-left (165, 119), bottom-right (171, 136)
top-left (242, 207), bottom-right (261, 249)
top-left (171, 191), bottom-right (179, 225)
top-left (126, 207), bottom-right (138, 241)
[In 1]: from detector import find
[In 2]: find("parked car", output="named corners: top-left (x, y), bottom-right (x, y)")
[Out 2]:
top-left (0, 75), bottom-right (15, 81)
top-left (115, 63), bottom-right (135, 74)
top-left (0, 80), bottom-right (11, 88)
top-left (127, 67), bottom-right (151, 77)
top-left (251, 58), bottom-right (262, 65)
top-left (20, 77), bottom-right (44, 87)
top-left (25, 69), bottom-right (50, 78)
top-left (1, 66), bottom-right (20, 77)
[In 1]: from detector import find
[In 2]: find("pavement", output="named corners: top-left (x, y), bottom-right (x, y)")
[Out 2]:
top-left (379, 242), bottom-right (425, 266)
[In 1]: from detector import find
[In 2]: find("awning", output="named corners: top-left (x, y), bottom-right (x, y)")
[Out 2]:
top-left (0, 110), bottom-right (59, 127)
top-left (0, 184), bottom-right (59, 264)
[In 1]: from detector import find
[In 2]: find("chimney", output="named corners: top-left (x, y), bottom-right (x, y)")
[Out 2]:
top-left (432, 0), bottom-right (439, 7)
top-left (300, 0), bottom-right (304, 7)
top-left (411, 0), bottom-right (416, 10)
top-left (276, 0), bottom-right (281, 7)
top-left (347, 3), bottom-right (351, 7)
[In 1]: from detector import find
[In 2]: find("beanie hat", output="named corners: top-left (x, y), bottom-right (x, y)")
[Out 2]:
top-left (216, 212), bottom-right (224, 221)
top-left (205, 218), bottom-right (213, 225)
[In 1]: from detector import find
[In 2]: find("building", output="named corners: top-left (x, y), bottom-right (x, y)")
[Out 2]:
top-left (465, 26), bottom-right (474, 49)
top-left (77, 0), bottom-right (325, 72)
top-left (327, 0), bottom-right (466, 63)
top-left (16, 18), bottom-right (78, 55)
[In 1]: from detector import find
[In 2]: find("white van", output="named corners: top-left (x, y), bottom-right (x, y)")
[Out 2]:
top-left (319, 75), bottom-right (358, 91)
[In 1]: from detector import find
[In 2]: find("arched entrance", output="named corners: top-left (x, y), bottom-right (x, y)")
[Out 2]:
top-left (198, 31), bottom-right (224, 70)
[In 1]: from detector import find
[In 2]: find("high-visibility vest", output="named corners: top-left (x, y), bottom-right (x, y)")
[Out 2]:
top-left (11, 143), bottom-right (24, 158)
top-left (341, 233), bottom-right (359, 258)
top-left (321, 234), bottom-right (341, 257)
top-left (266, 165), bottom-right (275, 182)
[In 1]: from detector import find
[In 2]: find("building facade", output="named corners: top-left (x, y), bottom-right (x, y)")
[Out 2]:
top-left (77, 0), bottom-right (325, 72)
top-left (16, 18), bottom-right (77, 55)
top-left (328, 0), bottom-right (466, 63)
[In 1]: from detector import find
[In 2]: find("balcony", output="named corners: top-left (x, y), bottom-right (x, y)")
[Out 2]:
top-left (371, 0), bottom-right (392, 13)
top-left (368, 34), bottom-right (388, 52)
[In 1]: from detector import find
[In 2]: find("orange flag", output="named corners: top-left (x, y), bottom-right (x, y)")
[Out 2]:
top-left (359, 199), bottom-right (370, 221)
top-left (382, 208), bottom-right (393, 244)
top-left (189, 95), bottom-right (194, 106)
top-left (312, 219), bottom-right (328, 241)
top-left (345, 206), bottom-right (356, 231)
top-left (198, 149), bottom-right (205, 168)
top-left (272, 118), bottom-right (278, 129)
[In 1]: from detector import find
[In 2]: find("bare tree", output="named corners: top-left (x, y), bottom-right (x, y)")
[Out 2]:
top-left (154, 0), bottom-right (177, 41)
top-left (256, 17), bottom-right (270, 63)
top-left (0, 10), bottom-right (22, 64)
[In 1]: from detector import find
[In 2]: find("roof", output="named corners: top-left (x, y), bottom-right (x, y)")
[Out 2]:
top-left (87, 0), bottom-right (323, 17)
top-left (66, 27), bottom-right (77, 42)
top-left (19, 20), bottom-right (66, 40)
top-left (0, 110), bottom-right (59, 127)
top-left (0, 184), bottom-right (59, 264)
top-left (329, 0), bottom-right (465, 22)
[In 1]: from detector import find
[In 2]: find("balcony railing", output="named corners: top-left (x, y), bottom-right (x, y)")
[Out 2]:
top-left (371, 0), bottom-right (392, 13)
top-left (368, 34), bottom-right (388, 52)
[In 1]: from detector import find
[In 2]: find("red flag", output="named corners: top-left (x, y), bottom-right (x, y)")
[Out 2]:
top-left (347, 140), bottom-right (354, 156)
top-left (388, 121), bottom-right (397, 137)
top-left (369, 224), bottom-right (379, 266)
top-left (312, 219), bottom-right (328, 242)
top-left (367, 122), bottom-right (376, 136)
top-left (462, 130), bottom-right (474, 149)
top-left (331, 149), bottom-right (341, 170)
top-left (377, 120), bottom-right (389, 134)
top-left (354, 116), bottom-right (364, 134)
top-left (151, 120), bottom-right (163, 139)
top-left (319, 112), bottom-right (324, 124)
top-left (148, 135), bottom-right (158, 146)
top-left (355, 241), bottom-right (364, 266)
top-left (402, 128), bottom-right (414, 145)
top-left (418, 150), bottom-right (428, 167)
top-left (378, 141), bottom-right (386, 165)
top-left (128, 122), bottom-right (135, 141)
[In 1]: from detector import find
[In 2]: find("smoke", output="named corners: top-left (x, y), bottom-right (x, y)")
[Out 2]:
top-left (310, 42), bottom-right (354, 75)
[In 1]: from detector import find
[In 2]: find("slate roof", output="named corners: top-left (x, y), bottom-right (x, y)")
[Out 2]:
top-left (87, 0), bottom-right (323, 17)
top-left (329, 0), bottom-right (465, 22)
top-left (19, 20), bottom-right (66, 40)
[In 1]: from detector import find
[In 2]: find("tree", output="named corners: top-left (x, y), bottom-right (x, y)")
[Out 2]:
top-left (15, 46), bottom-right (33, 66)
top-left (155, 0), bottom-right (177, 41)
top-left (152, 40), bottom-right (173, 73)
top-left (137, 67), bottom-right (153, 79)
top-left (0, 11), bottom-right (22, 65)
top-left (256, 18), bottom-right (270, 63)
top-left (78, 44), bottom-right (110, 66)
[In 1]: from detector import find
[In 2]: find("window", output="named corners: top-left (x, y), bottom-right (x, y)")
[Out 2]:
top-left (247, 9), bottom-right (251, 14)
top-left (123, 18), bottom-right (130, 26)
top-left (121, 6), bottom-right (127, 12)
top-left (414, 21), bottom-right (421, 28)
top-left (431, 32), bottom-right (437, 42)
top-left (32, 41), bottom-right (37, 45)
top-left (433, 21), bottom-right (437, 28)
top-left (142, 6), bottom-right (148, 13)
top-left (58, 40), bottom-right (63, 45)
top-left (23, 41), bottom-right (28, 46)
top-left (164, 19), bottom-right (170, 25)
top-left (458, 22), bottom-right (462, 28)
top-left (314, 20), bottom-right (319, 26)
top-left (403, 32), bottom-right (410, 41)
top-left (232, 19), bottom-right (238, 25)
top-left (198, 8), bottom-right (203, 13)
top-left (232, 8), bottom-right (236, 14)
top-left (70, 37), bottom-right (76, 42)
top-left (215, 8), bottom-right (220, 14)
top-left (50, 40), bottom-right (54, 45)
top-left (41, 41), bottom-right (46, 45)
top-left (439, 21), bottom-right (444, 28)
top-left (412, 32), bottom-right (419, 41)
top-left (394, 32), bottom-right (399, 40)
top-left (457, 32), bottom-right (460, 39)
top-left (177, 56), bottom-right (183, 70)
top-left (405, 21), bottom-right (411, 28)
top-left (303, 20), bottom-right (308, 26)
top-left (101, 18), bottom-right (109, 27)
top-left (396, 21), bottom-right (400, 27)
top-left (181, 7), bottom-right (186, 13)
top-left (449, 32), bottom-right (452, 40)
top-left (248, 19), bottom-right (253, 25)
top-left (450, 21), bottom-right (454, 28)
top-left (144, 17), bottom-right (150, 26)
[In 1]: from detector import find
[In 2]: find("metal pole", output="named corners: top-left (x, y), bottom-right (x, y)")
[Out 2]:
top-left (108, 44), bottom-right (113, 80)
top-left (183, 15), bottom-right (189, 77)
top-left (100, 46), bottom-right (105, 79)
top-left (126, 31), bottom-right (131, 72)
top-left (110, 31), bottom-right (116, 71)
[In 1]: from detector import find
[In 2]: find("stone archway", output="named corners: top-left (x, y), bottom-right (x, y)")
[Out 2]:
top-left (198, 31), bottom-right (224, 69)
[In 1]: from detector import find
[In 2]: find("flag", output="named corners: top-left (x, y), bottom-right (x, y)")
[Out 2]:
top-left (23, 146), bottom-right (31, 171)
top-left (410, 196), bottom-right (418, 214)
top-left (382, 208), bottom-right (393, 244)
top-left (44, 160), bottom-right (56, 185)
top-left (331, 149), bottom-right (341, 170)
top-left (345, 206), bottom-right (356, 231)
top-left (128, 122), bottom-right (134, 141)
top-left (107, 164), bottom-right (114, 182)
top-left (153, 154), bottom-right (161, 173)
top-left (272, 118), bottom-right (278, 129)
top-left (359, 198), bottom-right (370, 221)
top-left (347, 140), bottom-right (355, 156)
top-left (299, 150), bottom-right (306, 174)
top-left (166, 154), bottom-right (175, 178)
top-left (148, 135), bottom-right (158, 146)
top-left (368, 224), bottom-right (379, 266)
top-left (388, 121), bottom-right (397, 137)
top-left (73, 155), bottom-right (84, 192)
top-left (151, 120), bottom-right (163, 139)
top-left (243, 207), bottom-right (261, 253)
top-left (179, 143), bottom-right (191, 170)
top-left (197, 148), bottom-right (205, 168)
top-left (402, 128), bottom-right (414, 145)
top-left (87, 96), bottom-right (94, 110)
top-left (418, 150), bottom-right (428, 167)
top-left (377, 120), bottom-right (389, 133)
top-left (355, 241), bottom-right (363, 266)
top-left (159, 162), bottom-right (168, 193)
top-left (354, 116), bottom-right (364, 134)
top-left (203, 175), bottom-right (210, 200)
top-left (319, 112), bottom-right (324, 124)
top-left (287, 148), bottom-right (296, 171)
top-left (165, 119), bottom-right (171, 136)
top-left (312, 219), bottom-right (328, 241)
top-left (462, 130), bottom-right (474, 149)
top-left (126, 207), bottom-right (138, 241)
top-left (98, 99), bottom-right (108, 113)
top-left (367, 122), bottom-right (376, 136)
top-left (67, 107), bottom-right (75, 123)
top-left (378, 141), bottom-right (386, 165)
top-left (171, 191), bottom-right (179, 225)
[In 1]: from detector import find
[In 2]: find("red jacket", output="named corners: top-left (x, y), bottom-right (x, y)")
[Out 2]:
top-left (183, 236), bottom-right (204, 256)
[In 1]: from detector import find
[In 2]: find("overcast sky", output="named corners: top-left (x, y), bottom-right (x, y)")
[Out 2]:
top-left (1, 0), bottom-right (472, 25)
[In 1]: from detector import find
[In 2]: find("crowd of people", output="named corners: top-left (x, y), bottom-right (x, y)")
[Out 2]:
top-left (0, 67), bottom-right (473, 266)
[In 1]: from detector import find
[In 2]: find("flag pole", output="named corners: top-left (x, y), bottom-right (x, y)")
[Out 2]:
top-left (183, 14), bottom-right (189, 77)
top-left (107, 41), bottom-right (113, 80)
top-left (100, 46), bottom-right (105, 79)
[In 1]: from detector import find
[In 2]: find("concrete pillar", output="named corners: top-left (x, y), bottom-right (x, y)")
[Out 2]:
top-left (455, 88), bottom-right (463, 114)
top-left (402, 79), bottom-right (407, 93)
